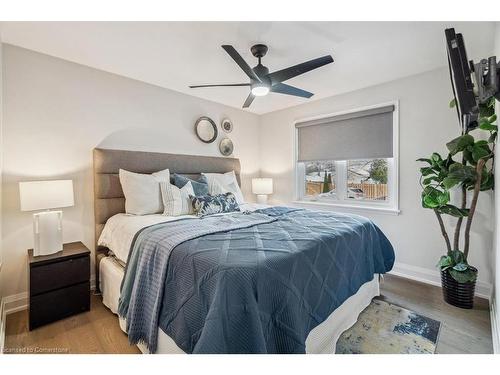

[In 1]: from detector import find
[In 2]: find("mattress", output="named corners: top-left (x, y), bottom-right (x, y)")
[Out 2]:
top-left (99, 256), bottom-right (380, 354)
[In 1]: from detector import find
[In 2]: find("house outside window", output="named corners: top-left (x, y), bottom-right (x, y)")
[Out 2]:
top-left (295, 102), bottom-right (399, 213)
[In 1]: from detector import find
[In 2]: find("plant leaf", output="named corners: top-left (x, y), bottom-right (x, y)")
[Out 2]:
top-left (449, 268), bottom-right (477, 283)
top-left (471, 142), bottom-right (491, 162)
top-left (449, 98), bottom-right (456, 108)
top-left (463, 148), bottom-right (475, 165)
top-left (479, 98), bottom-right (495, 117)
top-left (479, 121), bottom-right (498, 131)
top-left (438, 255), bottom-right (452, 266)
top-left (423, 176), bottom-right (439, 185)
top-left (480, 172), bottom-right (494, 191)
top-left (446, 134), bottom-right (474, 155)
top-left (431, 153), bottom-right (442, 163)
top-left (421, 187), bottom-right (449, 208)
top-left (420, 167), bottom-right (435, 176)
top-left (453, 262), bottom-right (468, 271)
top-left (437, 205), bottom-right (469, 217)
top-left (488, 131), bottom-right (498, 143)
top-left (450, 250), bottom-right (465, 265)
top-left (442, 163), bottom-right (476, 189)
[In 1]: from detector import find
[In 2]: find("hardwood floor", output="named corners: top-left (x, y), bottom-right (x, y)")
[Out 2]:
top-left (379, 274), bottom-right (493, 354)
top-left (3, 274), bottom-right (493, 354)
top-left (4, 294), bottom-right (140, 354)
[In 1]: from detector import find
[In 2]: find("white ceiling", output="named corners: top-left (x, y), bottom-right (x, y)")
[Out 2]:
top-left (0, 22), bottom-right (496, 114)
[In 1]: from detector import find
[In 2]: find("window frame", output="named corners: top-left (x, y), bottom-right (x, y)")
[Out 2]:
top-left (294, 101), bottom-right (400, 215)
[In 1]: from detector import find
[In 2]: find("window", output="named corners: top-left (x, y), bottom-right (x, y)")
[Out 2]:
top-left (304, 161), bottom-right (337, 200)
top-left (346, 159), bottom-right (388, 201)
top-left (295, 103), bottom-right (398, 212)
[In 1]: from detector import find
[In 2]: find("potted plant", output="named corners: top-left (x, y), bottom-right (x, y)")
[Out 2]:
top-left (417, 98), bottom-right (497, 309)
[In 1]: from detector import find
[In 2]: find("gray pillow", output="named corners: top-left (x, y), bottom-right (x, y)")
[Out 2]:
top-left (173, 174), bottom-right (209, 197)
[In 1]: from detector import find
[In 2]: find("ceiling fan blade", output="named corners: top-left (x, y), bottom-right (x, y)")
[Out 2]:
top-left (267, 55), bottom-right (333, 84)
top-left (270, 83), bottom-right (314, 98)
top-left (189, 83), bottom-right (251, 88)
top-left (242, 92), bottom-right (255, 108)
top-left (222, 45), bottom-right (261, 82)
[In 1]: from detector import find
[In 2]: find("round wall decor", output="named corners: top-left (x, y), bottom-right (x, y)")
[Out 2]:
top-left (195, 116), bottom-right (218, 143)
top-left (219, 137), bottom-right (234, 156)
top-left (221, 118), bottom-right (233, 133)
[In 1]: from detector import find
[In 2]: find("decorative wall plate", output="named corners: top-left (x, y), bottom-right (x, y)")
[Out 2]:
top-left (221, 118), bottom-right (233, 133)
top-left (195, 116), bottom-right (218, 143)
top-left (219, 137), bottom-right (234, 156)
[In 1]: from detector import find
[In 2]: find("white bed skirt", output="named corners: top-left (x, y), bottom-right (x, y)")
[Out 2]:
top-left (100, 256), bottom-right (379, 354)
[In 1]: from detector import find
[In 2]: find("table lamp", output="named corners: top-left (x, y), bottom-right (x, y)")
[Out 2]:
top-left (19, 180), bottom-right (74, 257)
top-left (252, 178), bottom-right (273, 204)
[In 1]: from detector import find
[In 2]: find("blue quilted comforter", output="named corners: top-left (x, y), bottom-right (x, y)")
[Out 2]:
top-left (119, 207), bottom-right (394, 353)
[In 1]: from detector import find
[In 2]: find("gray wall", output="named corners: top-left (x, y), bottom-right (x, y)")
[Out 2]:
top-left (0, 45), bottom-right (261, 298)
top-left (259, 67), bottom-right (494, 296)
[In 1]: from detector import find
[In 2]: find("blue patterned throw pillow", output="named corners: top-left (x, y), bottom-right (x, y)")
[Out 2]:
top-left (190, 192), bottom-right (240, 217)
top-left (173, 174), bottom-right (209, 197)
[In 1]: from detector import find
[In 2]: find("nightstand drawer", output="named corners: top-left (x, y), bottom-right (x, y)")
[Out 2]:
top-left (29, 281), bottom-right (90, 330)
top-left (30, 255), bottom-right (90, 295)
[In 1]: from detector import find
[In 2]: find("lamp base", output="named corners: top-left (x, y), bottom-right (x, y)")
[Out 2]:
top-left (33, 211), bottom-right (63, 257)
top-left (256, 194), bottom-right (268, 204)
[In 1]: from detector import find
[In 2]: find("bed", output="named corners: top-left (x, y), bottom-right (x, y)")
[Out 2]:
top-left (93, 148), bottom-right (394, 354)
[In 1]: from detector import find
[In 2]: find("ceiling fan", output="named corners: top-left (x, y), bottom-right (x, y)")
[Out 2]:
top-left (189, 44), bottom-right (334, 108)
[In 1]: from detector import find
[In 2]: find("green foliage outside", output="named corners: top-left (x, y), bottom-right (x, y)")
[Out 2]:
top-left (322, 170), bottom-right (330, 193)
top-left (369, 159), bottom-right (388, 184)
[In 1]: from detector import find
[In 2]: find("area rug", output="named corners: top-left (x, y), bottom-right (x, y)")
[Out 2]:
top-left (335, 299), bottom-right (441, 354)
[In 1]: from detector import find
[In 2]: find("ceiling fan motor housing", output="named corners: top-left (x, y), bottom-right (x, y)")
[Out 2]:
top-left (251, 44), bottom-right (268, 58)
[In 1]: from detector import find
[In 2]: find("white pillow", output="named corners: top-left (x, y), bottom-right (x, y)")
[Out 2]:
top-left (119, 168), bottom-right (170, 215)
top-left (160, 181), bottom-right (194, 216)
top-left (209, 179), bottom-right (229, 195)
top-left (202, 171), bottom-right (245, 204)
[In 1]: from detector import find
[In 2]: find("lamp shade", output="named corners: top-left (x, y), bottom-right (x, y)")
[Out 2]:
top-left (19, 180), bottom-right (74, 211)
top-left (252, 178), bottom-right (273, 195)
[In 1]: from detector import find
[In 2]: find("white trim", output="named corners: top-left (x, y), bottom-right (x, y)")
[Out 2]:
top-left (2, 292), bottom-right (28, 315)
top-left (292, 200), bottom-right (401, 216)
top-left (390, 261), bottom-right (492, 300)
top-left (491, 297), bottom-right (500, 354)
top-left (0, 325), bottom-right (4, 354)
top-left (0, 292), bottom-right (28, 354)
top-left (293, 100), bottom-right (400, 212)
top-left (0, 298), bottom-right (5, 354)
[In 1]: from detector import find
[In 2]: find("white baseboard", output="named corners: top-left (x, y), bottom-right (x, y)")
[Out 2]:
top-left (390, 261), bottom-right (492, 300)
top-left (0, 292), bottom-right (29, 354)
top-left (491, 297), bottom-right (500, 354)
top-left (2, 292), bottom-right (28, 315)
top-left (0, 299), bottom-right (5, 354)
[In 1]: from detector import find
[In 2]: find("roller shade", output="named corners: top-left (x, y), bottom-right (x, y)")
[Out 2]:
top-left (296, 105), bottom-right (395, 162)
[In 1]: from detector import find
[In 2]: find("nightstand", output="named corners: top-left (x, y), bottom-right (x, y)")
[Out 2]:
top-left (28, 241), bottom-right (91, 330)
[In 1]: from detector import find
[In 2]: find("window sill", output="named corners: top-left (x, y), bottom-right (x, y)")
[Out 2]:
top-left (292, 200), bottom-right (401, 216)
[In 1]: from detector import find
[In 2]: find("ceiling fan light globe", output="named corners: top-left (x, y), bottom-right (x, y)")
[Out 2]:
top-left (251, 86), bottom-right (270, 96)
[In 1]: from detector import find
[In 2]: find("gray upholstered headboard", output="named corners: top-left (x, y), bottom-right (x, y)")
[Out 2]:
top-left (93, 147), bottom-right (241, 289)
